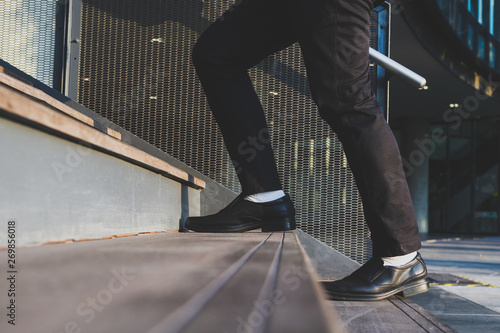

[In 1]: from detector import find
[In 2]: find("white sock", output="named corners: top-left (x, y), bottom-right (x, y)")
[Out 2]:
top-left (244, 190), bottom-right (286, 203)
top-left (382, 252), bottom-right (417, 267)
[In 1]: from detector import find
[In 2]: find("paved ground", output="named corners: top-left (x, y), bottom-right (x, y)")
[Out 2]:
top-left (409, 236), bottom-right (500, 333)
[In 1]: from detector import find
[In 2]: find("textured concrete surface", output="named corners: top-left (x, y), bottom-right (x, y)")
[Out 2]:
top-left (294, 229), bottom-right (360, 280)
top-left (0, 117), bottom-right (200, 246)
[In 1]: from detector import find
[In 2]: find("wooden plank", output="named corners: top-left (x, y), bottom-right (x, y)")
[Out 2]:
top-left (0, 233), bottom-right (268, 332)
top-left (0, 66), bottom-right (34, 86)
top-left (267, 232), bottom-right (339, 332)
top-left (163, 232), bottom-right (339, 333)
top-left (0, 83), bottom-right (205, 189)
top-left (151, 233), bottom-right (281, 333)
top-left (0, 71), bottom-right (122, 140)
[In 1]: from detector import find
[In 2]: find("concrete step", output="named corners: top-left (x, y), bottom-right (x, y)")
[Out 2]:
top-left (0, 62), bottom-right (459, 332)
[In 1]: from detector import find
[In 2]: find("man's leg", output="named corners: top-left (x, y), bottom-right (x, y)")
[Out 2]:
top-left (297, 0), bottom-right (420, 259)
top-left (186, 0), bottom-right (297, 232)
top-left (192, 0), bottom-right (296, 196)
top-left (294, 0), bottom-right (428, 299)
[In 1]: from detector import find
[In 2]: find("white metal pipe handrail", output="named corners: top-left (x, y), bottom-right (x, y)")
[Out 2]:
top-left (369, 47), bottom-right (427, 89)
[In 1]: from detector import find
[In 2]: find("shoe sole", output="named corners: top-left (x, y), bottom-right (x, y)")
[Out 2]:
top-left (325, 278), bottom-right (430, 301)
top-left (398, 279), bottom-right (431, 298)
top-left (262, 216), bottom-right (296, 232)
top-left (186, 217), bottom-right (296, 233)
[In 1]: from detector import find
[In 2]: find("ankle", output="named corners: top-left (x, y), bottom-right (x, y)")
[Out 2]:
top-left (244, 190), bottom-right (285, 203)
top-left (381, 252), bottom-right (417, 267)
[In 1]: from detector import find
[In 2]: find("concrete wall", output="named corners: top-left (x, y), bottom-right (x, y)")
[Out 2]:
top-left (0, 117), bottom-right (200, 246)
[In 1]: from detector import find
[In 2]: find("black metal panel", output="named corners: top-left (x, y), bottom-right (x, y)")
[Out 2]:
top-left (77, 0), bottom-right (388, 263)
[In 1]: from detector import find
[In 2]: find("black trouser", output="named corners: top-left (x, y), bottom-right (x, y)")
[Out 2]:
top-left (192, 0), bottom-right (421, 257)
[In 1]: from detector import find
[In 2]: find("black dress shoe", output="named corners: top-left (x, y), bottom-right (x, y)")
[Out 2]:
top-left (185, 194), bottom-right (296, 232)
top-left (322, 253), bottom-right (429, 301)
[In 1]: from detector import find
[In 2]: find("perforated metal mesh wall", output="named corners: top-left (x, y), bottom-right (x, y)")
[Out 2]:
top-left (0, 0), bottom-right (57, 87)
top-left (77, 0), bottom-right (384, 263)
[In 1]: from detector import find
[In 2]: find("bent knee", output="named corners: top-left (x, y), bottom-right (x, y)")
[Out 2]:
top-left (192, 32), bottom-right (252, 75)
top-left (192, 39), bottom-right (234, 76)
top-left (316, 95), bottom-right (381, 125)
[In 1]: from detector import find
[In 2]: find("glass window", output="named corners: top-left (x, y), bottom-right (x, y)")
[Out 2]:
top-left (477, 118), bottom-right (498, 141)
top-left (478, 33), bottom-right (486, 60)
top-left (497, 46), bottom-right (500, 72)
top-left (429, 125), bottom-right (447, 160)
top-left (429, 158), bottom-right (448, 232)
top-left (468, 24), bottom-right (475, 50)
top-left (489, 41), bottom-right (496, 69)
top-left (470, 0), bottom-right (479, 18)
top-left (478, 0), bottom-right (484, 24)
top-left (474, 163), bottom-right (498, 233)
top-left (429, 119), bottom-right (499, 235)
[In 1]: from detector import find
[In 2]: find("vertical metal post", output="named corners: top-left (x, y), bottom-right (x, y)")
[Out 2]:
top-left (374, 2), bottom-right (391, 122)
top-left (53, 0), bottom-right (69, 93)
top-left (63, 0), bottom-right (82, 99)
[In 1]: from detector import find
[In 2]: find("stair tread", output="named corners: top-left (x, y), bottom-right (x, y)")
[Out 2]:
top-left (0, 232), bottom-right (337, 332)
top-left (0, 230), bottom-right (457, 332)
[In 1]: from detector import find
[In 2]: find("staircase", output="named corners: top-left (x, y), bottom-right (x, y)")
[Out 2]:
top-left (0, 69), bottom-right (456, 332)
